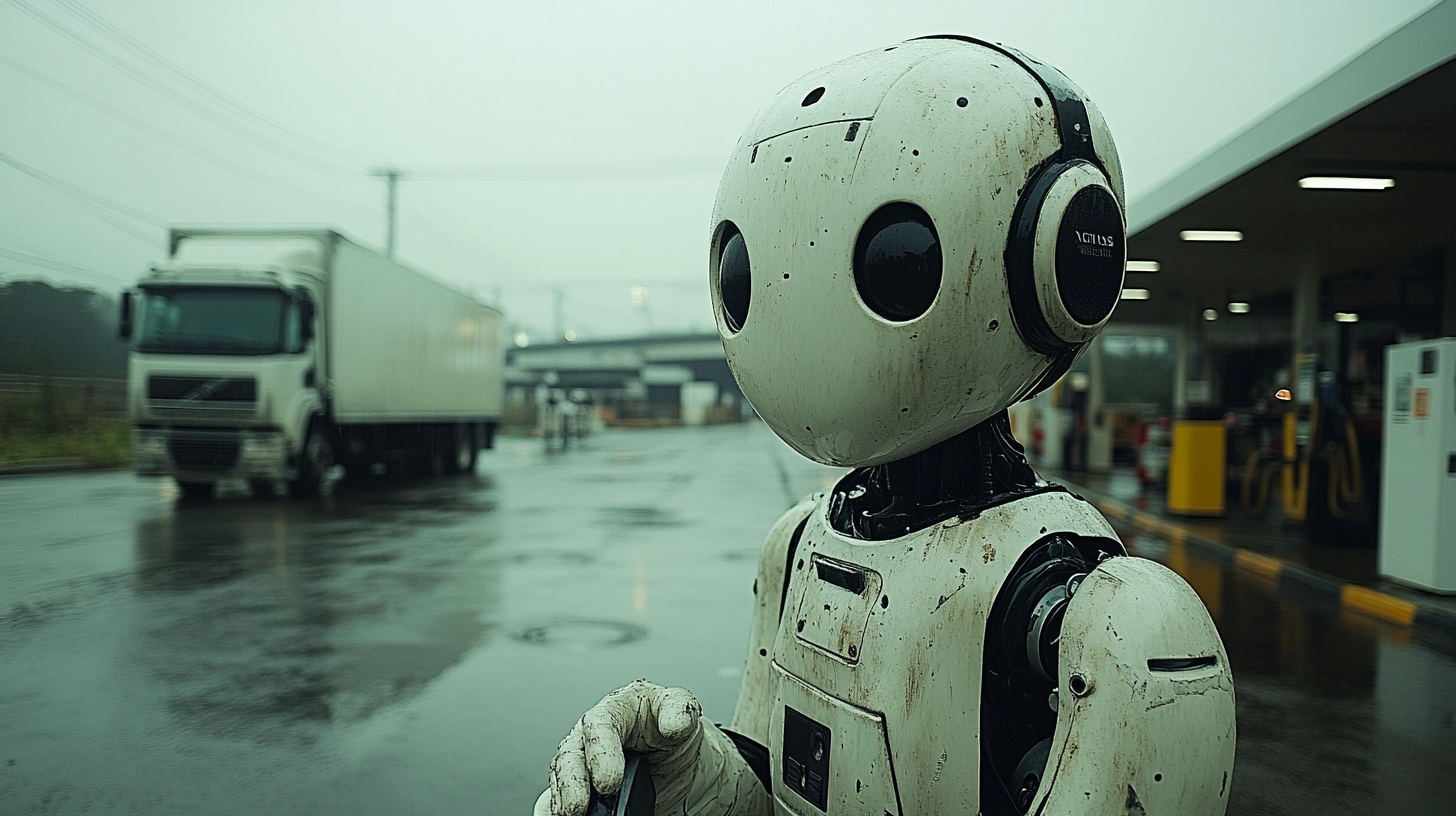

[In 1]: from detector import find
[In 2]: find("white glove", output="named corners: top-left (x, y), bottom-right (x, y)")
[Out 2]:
top-left (535, 679), bottom-right (771, 816)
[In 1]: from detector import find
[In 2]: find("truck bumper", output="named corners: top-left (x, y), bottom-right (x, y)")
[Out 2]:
top-left (133, 428), bottom-right (290, 482)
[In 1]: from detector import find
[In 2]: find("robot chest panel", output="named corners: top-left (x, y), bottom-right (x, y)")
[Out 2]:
top-left (767, 491), bottom-right (1116, 814)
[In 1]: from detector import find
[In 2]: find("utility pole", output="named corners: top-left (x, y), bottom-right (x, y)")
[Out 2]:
top-left (370, 167), bottom-right (401, 257)
top-left (553, 287), bottom-right (565, 341)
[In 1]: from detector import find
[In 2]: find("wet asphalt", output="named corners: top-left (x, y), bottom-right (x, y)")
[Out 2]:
top-left (2, 422), bottom-right (1455, 815)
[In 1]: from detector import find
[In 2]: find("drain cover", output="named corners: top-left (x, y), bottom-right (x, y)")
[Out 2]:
top-left (513, 619), bottom-right (647, 647)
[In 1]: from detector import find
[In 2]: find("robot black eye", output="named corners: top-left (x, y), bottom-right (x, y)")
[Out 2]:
top-left (719, 225), bottom-right (751, 332)
top-left (853, 203), bottom-right (942, 322)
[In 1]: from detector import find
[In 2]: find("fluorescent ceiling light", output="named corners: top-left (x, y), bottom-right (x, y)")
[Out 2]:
top-left (1228, 302), bottom-right (1251, 314)
top-left (1125, 260), bottom-right (1160, 273)
top-left (1181, 230), bottom-right (1243, 242)
top-left (1120, 288), bottom-right (1151, 300)
top-left (1202, 308), bottom-right (1219, 321)
top-left (1334, 312), bottom-right (1360, 323)
top-left (1299, 176), bottom-right (1394, 190)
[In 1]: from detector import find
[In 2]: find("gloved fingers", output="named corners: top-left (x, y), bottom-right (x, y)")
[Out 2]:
top-left (580, 703), bottom-right (627, 795)
top-left (651, 686), bottom-right (703, 744)
top-left (548, 722), bottom-right (592, 816)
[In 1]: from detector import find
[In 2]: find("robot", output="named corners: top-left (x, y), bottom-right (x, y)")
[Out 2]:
top-left (537, 36), bottom-right (1236, 816)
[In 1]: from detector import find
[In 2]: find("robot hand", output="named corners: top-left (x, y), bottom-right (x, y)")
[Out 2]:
top-left (534, 680), bottom-right (771, 816)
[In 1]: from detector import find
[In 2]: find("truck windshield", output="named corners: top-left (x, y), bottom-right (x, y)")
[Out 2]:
top-left (135, 287), bottom-right (299, 355)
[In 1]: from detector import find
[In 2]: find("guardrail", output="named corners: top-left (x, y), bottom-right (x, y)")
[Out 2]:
top-left (0, 374), bottom-right (128, 419)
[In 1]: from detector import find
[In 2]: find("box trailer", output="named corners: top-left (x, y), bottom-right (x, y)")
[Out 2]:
top-left (121, 227), bottom-right (503, 498)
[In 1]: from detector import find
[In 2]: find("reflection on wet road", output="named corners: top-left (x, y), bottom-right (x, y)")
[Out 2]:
top-left (3, 423), bottom-right (1455, 815)
top-left (0, 425), bottom-right (838, 814)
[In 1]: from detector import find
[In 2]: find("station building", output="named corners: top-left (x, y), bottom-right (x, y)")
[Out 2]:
top-left (1019, 0), bottom-right (1456, 543)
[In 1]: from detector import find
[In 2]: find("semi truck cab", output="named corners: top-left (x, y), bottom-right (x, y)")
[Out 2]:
top-left (123, 239), bottom-right (328, 498)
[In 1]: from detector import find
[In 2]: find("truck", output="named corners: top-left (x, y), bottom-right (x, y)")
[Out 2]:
top-left (120, 227), bottom-right (504, 498)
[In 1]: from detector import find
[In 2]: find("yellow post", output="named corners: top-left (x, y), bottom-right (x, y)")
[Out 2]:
top-left (1167, 420), bottom-right (1226, 516)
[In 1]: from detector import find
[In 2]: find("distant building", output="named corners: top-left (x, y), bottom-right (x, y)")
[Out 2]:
top-left (505, 333), bottom-right (746, 429)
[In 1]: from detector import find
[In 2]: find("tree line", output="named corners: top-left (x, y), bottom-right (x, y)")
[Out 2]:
top-left (0, 279), bottom-right (129, 378)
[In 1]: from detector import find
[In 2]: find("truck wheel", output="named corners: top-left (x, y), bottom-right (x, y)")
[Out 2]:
top-left (288, 423), bottom-right (334, 498)
top-left (177, 480), bottom-right (213, 500)
top-left (446, 424), bottom-right (478, 474)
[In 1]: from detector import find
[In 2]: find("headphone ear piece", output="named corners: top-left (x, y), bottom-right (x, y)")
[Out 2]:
top-left (1005, 160), bottom-right (1125, 355)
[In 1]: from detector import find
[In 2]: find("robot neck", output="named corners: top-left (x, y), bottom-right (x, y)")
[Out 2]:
top-left (826, 409), bottom-right (1045, 540)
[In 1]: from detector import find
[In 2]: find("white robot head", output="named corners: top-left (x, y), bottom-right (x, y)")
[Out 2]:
top-left (710, 37), bottom-right (1125, 467)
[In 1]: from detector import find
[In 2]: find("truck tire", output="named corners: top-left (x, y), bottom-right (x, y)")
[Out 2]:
top-left (177, 480), bottom-right (213, 500)
top-left (444, 424), bottom-right (478, 474)
top-left (288, 421), bottom-right (334, 498)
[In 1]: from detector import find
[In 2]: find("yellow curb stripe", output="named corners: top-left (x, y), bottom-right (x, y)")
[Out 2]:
top-left (1099, 502), bottom-right (1128, 520)
top-left (1233, 550), bottom-right (1283, 579)
top-left (1341, 585), bottom-right (1418, 627)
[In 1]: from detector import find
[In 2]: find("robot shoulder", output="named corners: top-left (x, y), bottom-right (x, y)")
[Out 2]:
top-left (1034, 556), bottom-right (1236, 816)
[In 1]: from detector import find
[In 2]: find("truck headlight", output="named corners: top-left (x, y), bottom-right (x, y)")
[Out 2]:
top-left (241, 433), bottom-right (284, 458)
top-left (133, 430), bottom-right (166, 455)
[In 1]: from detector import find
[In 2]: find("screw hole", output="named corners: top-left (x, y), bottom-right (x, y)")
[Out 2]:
top-left (796, 619), bottom-right (805, 632)
top-left (988, 319), bottom-right (999, 331)
top-left (957, 97), bottom-right (968, 107)
top-left (1069, 674), bottom-right (1089, 697)
top-left (1155, 774), bottom-right (1163, 782)
top-left (784, 156), bottom-right (792, 163)
top-left (797, 558), bottom-right (804, 570)
top-left (1034, 97), bottom-right (1043, 107)
top-left (801, 86), bottom-right (826, 107)
top-left (759, 648), bottom-right (767, 656)
top-left (880, 595), bottom-right (889, 609)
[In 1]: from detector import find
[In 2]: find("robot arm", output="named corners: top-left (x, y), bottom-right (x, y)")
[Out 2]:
top-left (1030, 557), bottom-right (1236, 816)
top-left (731, 495), bottom-right (818, 746)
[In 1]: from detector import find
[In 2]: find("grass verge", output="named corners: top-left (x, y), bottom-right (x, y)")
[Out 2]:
top-left (0, 418), bottom-right (131, 468)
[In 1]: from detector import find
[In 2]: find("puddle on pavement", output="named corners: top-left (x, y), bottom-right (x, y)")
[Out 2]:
top-left (597, 506), bottom-right (684, 526)
top-left (512, 619), bottom-right (647, 647)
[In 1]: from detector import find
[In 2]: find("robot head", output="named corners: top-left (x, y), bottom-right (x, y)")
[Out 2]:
top-left (710, 37), bottom-right (1125, 467)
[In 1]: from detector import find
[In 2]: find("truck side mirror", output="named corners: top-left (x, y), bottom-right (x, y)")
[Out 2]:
top-left (119, 291), bottom-right (133, 340)
top-left (300, 299), bottom-right (315, 342)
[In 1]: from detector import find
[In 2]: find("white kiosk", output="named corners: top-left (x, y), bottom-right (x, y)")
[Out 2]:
top-left (1380, 338), bottom-right (1456, 593)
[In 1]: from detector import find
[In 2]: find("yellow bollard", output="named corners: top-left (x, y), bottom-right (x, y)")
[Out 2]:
top-left (1167, 420), bottom-right (1226, 516)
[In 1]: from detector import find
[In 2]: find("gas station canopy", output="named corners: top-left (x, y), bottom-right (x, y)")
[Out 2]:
top-left (1114, 0), bottom-right (1456, 327)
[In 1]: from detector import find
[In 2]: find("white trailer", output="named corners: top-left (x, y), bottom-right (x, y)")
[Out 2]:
top-left (121, 227), bottom-right (503, 498)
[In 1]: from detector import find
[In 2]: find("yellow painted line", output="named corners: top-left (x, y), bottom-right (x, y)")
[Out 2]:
top-left (1233, 550), bottom-right (1283, 579)
top-left (1134, 514), bottom-right (1160, 534)
top-left (1341, 585), bottom-right (1418, 627)
top-left (1099, 502), bottom-right (1128, 520)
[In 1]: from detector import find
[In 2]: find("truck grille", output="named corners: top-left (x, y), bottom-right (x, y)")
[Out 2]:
top-left (148, 376), bottom-right (258, 413)
top-left (169, 436), bottom-right (240, 472)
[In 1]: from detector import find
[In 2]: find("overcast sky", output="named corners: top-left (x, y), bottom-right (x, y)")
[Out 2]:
top-left (0, 0), bottom-right (1437, 342)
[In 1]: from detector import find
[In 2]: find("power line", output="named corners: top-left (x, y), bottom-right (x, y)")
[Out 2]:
top-left (0, 150), bottom-right (165, 248)
top-left (402, 155), bottom-right (727, 182)
top-left (0, 245), bottom-right (133, 289)
top-left (0, 150), bottom-right (166, 226)
top-left (4, 0), bottom-right (360, 178)
top-left (0, 54), bottom-right (376, 219)
top-left (49, 0), bottom-right (372, 168)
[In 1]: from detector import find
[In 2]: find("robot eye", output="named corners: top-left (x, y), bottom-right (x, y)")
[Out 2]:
top-left (853, 203), bottom-right (942, 322)
top-left (718, 224), bottom-right (751, 333)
